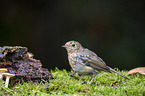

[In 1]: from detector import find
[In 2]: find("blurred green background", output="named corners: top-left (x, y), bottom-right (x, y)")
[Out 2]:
top-left (0, 1), bottom-right (145, 70)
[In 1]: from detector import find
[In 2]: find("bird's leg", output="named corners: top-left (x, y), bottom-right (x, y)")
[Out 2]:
top-left (70, 72), bottom-right (87, 83)
top-left (88, 75), bottom-right (95, 84)
top-left (70, 71), bottom-right (76, 77)
top-left (78, 74), bottom-right (87, 84)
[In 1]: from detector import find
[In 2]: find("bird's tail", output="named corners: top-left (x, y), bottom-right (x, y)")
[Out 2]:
top-left (106, 66), bottom-right (129, 79)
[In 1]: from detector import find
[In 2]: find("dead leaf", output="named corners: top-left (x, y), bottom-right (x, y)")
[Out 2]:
top-left (127, 67), bottom-right (145, 75)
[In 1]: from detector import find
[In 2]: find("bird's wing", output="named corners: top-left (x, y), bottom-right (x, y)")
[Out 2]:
top-left (77, 49), bottom-right (110, 72)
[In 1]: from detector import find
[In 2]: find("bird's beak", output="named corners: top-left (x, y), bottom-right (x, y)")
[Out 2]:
top-left (62, 45), bottom-right (66, 47)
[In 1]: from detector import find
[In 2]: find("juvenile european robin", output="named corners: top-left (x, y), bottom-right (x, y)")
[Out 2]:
top-left (62, 41), bottom-right (128, 84)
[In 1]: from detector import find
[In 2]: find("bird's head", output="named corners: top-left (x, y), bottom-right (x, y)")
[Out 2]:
top-left (62, 41), bottom-right (83, 53)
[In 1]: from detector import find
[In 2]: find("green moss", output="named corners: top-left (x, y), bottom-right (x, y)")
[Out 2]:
top-left (0, 68), bottom-right (144, 96)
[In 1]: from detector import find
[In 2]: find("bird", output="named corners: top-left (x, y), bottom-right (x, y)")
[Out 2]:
top-left (62, 41), bottom-right (128, 84)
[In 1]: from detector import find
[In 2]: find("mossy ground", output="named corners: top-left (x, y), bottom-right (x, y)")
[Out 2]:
top-left (0, 68), bottom-right (145, 96)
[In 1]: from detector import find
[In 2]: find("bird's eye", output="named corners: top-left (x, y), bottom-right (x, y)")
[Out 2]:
top-left (72, 44), bottom-right (75, 47)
